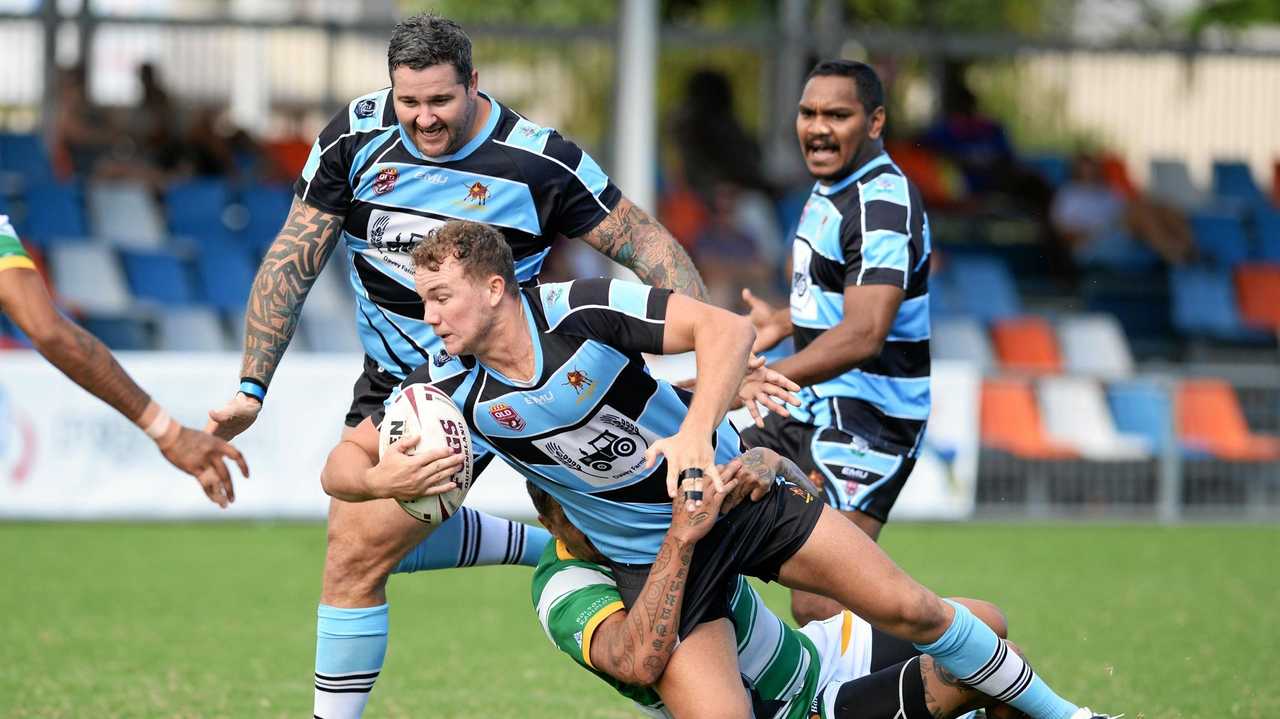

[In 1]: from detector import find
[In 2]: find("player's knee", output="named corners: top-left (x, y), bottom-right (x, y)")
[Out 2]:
top-left (962, 598), bottom-right (1009, 639)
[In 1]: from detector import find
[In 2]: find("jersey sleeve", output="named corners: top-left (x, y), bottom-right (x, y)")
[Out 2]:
top-left (502, 117), bottom-right (622, 239)
top-left (0, 216), bottom-right (35, 273)
top-left (537, 278), bottom-right (671, 354)
top-left (842, 171), bottom-right (913, 289)
top-left (294, 94), bottom-right (389, 216)
top-left (531, 546), bottom-right (625, 671)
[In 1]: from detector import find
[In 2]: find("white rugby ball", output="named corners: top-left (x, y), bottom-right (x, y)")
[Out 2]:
top-left (378, 383), bottom-right (474, 525)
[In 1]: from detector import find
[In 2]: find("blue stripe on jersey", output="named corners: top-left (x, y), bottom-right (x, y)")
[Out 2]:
top-left (301, 139), bottom-right (324, 184)
top-left (473, 342), bottom-right (627, 439)
top-left (887, 294), bottom-right (930, 342)
top-left (858, 170), bottom-right (910, 207)
top-left (515, 247), bottom-right (551, 281)
top-left (916, 215), bottom-right (933, 272)
top-left (811, 438), bottom-right (903, 476)
top-left (606, 280), bottom-right (651, 320)
top-left (347, 127), bottom-right (400, 185)
top-left (796, 195), bottom-right (843, 263)
top-left (791, 286), bottom-right (845, 330)
top-left (504, 117), bottom-right (552, 154)
top-left (355, 162), bottom-right (542, 236)
top-left (816, 152), bottom-right (893, 197)
top-left (539, 281), bottom-right (573, 326)
top-left (575, 152), bottom-right (609, 198)
top-left (397, 92), bottom-right (503, 163)
top-left (859, 228), bottom-right (910, 282)
top-left (813, 371), bottom-right (930, 420)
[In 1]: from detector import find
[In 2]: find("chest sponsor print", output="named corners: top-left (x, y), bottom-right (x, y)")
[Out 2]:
top-left (530, 407), bottom-right (660, 487)
top-left (363, 210), bottom-right (445, 277)
top-left (790, 241), bottom-right (817, 321)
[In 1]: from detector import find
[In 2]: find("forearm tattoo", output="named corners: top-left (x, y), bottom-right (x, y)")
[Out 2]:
top-left (604, 538), bottom-right (694, 683)
top-left (54, 320), bottom-right (150, 421)
top-left (583, 198), bottom-right (709, 301)
top-left (240, 199), bottom-right (342, 384)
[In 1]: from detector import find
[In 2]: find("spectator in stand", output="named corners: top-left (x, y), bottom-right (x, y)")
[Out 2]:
top-left (1051, 153), bottom-right (1196, 266)
top-left (693, 183), bottom-right (779, 308)
top-left (51, 64), bottom-right (167, 188)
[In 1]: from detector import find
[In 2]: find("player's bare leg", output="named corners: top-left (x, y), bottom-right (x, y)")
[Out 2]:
top-left (791, 508), bottom-right (882, 624)
top-left (778, 506), bottom-right (1086, 719)
top-left (653, 618), bottom-right (752, 719)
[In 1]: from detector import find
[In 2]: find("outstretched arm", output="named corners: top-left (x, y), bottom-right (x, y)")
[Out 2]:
top-left (208, 197), bottom-right (343, 439)
top-left (578, 196), bottom-right (709, 301)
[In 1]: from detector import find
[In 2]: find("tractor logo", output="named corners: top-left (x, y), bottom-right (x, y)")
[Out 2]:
top-left (464, 182), bottom-right (489, 206)
top-left (373, 167), bottom-right (398, 195)
top-left (489, 402), bottom-right (526, 431)
top-left (576, 429), bottom-right (638, 473)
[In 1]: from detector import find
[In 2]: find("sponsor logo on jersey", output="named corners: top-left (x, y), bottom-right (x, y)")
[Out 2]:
top-left (433, 349), bottom-right (453, 367)
top-left (792, 269), bottom-right (809, 297)
top-left (489, 403), bottom-right (526, 431)
top-left (544, 286), bottom-right (564, 305)
top-left (523, 390), bottom-right (555, 406)
top-left (563, 368), bottom-right (596, 403)
top-left (464, 181), bottom-right (489, 206)
top-left (840, 466), bottom-right (869, 480)
top-left (787, 484), bottom-right (815, 503)
top-left (844, 479), bottom-right (863, 498)
top-left (368, 213), bottom-right (419, 253)
top-left (533, 409), bottom-right (655, 484)
top-left (518, 124), bottom-right (540, 139)
top-left (354, 98), bottom-right (378, 118)
top-left (415, 171), bottom-right (447, 185)
top-left (374, 167), bottom-right (398, 195)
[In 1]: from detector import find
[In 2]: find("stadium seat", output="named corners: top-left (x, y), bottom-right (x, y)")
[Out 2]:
top-left (1023, 153), bottom-right (1070, 188)
top-left (937, 255), bottom-right (1021, 322)
top-left (308, 257), bottom-right (355, 315)
top-left (79, 316), bottom-right (152, 351)
top-left (87, 181), bottom-right (167, 249)
top-left (119, 249), bottom-right (197, 306)
top-left (166, 178), bottom-right (234, 248)
top-left (1107, 380), bottom-right (1174, 454)
top-left (47, 243), bottom-right (132, 314)
top-left (980, 378), bottom-right (1076, 459)
top-left (1177, 379), bottom-right (1280, 461)
top-left (1038, 376), bottom-right (1151, 459)
top-left (1189, 211), bottom-right (1250, 266)
top-left (156, 307), bottom-right (230, 351)
top-left (1212, 161), bottom-right (1269, 208)
top-left (241, 183), bottom-right (293, 250)
top-left (1150, 159), bottom-right (1207, 211)
top-left (22, 181), bottom-right (87, 243)
top-left (195, 245), bottom-right (257, 311)
top-left (298, 305), bottom-right (362, 353)
top-left (930, 316), bottom-right (993, 370)
top-left (1169, 267), bottom-right (1271, 341)
top-left (0, 133), bottom-right (54, 183)
top-left (991, 317), bottom-right (1062, 375)
top-left (1234, 264), bottom-right (1280, 329)
top-left (1255, 208), bottom-right (1280, 262)
top-left (1057, 313), bottom-right (1134, 379)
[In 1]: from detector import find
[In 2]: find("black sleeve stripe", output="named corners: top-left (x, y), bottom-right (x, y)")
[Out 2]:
top-left (566, 277), bottom-right (612, 309)
top-left (863, 200), bottom-right (909, 233)
top-left (646, 287), bottom-right (672, 322)
top-left (859, 267), bottom-right (907, 287)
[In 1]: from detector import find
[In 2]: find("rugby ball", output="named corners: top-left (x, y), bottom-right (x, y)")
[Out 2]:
top-left (378, 383), bottom-right (474, 525)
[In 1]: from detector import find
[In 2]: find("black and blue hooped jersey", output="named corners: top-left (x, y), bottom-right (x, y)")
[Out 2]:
top-left (379, 279), bottom-right (742, 564)
top-left (295, 88), bottom-right (622, 380)
top-left (789, 152), bottom-right (931, 454)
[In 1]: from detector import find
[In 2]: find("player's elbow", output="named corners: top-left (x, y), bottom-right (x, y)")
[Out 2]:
top-left (627, 655), bottom-right (668, 687)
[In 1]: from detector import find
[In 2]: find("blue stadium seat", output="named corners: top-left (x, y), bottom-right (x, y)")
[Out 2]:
top-left (1212, 161), bottom-right (1268, 208)
top-left (1107, 380), bottom-right (1173, 454)
top-left (119, 249), bottom-right (197, 306)
top-left (1189, 212), bottom-right (1250, 266)
top-left (22, 181), bottom-right (86, 243)
top-left (156, 307), bottom-right (231, 351)
top-left (1023, 153), bottom-right (1070, 188)
top-left (1150, 158), bottom-right (1207, 211)
top-left (1169, 267), bottom-right (1271, 342)
top-left (80, 316), bottom-right (151, 350)
top-left (195, 245), bottom-right (257, 311)
top-left (0, 133), bottom-right (54, 183)
top-left (938, 255), bottom-right (1021, 322)
top-left (240, 184), bottom-right (293, 250)
top-left (1255, 208), bottom-right (1280, 262)
top-left (87, 181), bottom-right (167, 249)
top-left (166, 178), bottom-right (234, 248)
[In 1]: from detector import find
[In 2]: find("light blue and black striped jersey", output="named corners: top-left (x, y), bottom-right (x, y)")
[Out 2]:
top-left (788, 152), bottom-right (932, 453)
top-left (377, 278), bottom-right (742, 564)
top-left (294, 88), bottom-right (622, 380)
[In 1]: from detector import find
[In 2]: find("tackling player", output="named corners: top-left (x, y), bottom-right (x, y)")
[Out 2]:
top-left (203, 14), bottom-right (709, 717)
top-left (322, 220), bottom-right (1112, 719)
top-left (0, 215), bottom-right (248, 504)
top-left (739, 60), bottom-right (934, 623)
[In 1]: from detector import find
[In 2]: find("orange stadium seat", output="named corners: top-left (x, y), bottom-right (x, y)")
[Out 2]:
top-left (981, 378), bottom-right (1077, 459)
top-left (1177, 379), bottom-right (1280, 460)
top-left (1099, 153), bottom-right (1139, 200)
top-left (1234, 264), bottom-right (1280, 329)
top-left (991, 317), bottom-right (1062, 375)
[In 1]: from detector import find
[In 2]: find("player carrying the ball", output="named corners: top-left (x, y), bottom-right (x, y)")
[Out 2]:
top-left (323, 220), bottom-right (1115, 719)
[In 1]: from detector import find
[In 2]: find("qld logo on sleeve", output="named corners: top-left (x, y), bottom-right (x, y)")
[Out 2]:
top-left (373, 167), bottom-right (398, 195)
top-left (489, 403), bottom-right (526, 432)
top-left (532, 408), bottom-right (659, 487)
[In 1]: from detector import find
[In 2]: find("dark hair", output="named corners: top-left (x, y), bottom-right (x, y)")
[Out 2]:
top-left (525, 481), bottom-right (558, 518)
top-left (410, 220), bottom-right (517, 295)
top-left (806, 59), bottom-right (884, 114)
top-left (387, 13), bottom-right (473, 85)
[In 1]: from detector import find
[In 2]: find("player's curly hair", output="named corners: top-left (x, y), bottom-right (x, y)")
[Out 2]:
top-left (411, 220), bottom-right (518, 296)
top-left (807, 59), bottom-right (884, 114)
top-left (387, 13), bottom-right (473, 85)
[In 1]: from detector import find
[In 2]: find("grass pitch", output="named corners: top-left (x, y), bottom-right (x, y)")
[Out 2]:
top-left (1, 522), bottom-right (1275, 718)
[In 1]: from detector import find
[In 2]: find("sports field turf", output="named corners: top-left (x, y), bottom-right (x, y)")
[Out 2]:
top-left (2, 522), bottom-right (1275, 718)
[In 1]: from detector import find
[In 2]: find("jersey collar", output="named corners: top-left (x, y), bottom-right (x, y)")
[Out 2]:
top-left (477, 292), bottom-right (545, 388)
top-left (814, 151), bottom-right (892, 196)
top-left (399, 91), bottom-right (502, 163)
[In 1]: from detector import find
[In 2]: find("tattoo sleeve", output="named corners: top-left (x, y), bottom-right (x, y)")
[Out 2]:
top-left (578, 196), bottom-right (710, 301)
top-left (597, 536), bottom-right (695, 686)
top-left (240, 198), bottom-right (343, 385)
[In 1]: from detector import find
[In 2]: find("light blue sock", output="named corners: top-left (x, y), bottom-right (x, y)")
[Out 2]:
top-left (915, 600), bottom-right (1079, 719)
top-left (314, 603), bottom-right (388, 719)
top-left (392, 507), bottom-right (552, 573)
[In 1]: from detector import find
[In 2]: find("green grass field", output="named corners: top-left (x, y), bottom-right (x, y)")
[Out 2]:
top-left (2, 522), bottom-right (1276, 718)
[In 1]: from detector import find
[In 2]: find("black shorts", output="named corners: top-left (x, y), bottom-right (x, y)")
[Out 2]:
top-left (609, 480), bottom-right (825, 639)
top-left (740, 413), bottom-right (916, 523)
top-left (344, 355), bottom-right (401, 427)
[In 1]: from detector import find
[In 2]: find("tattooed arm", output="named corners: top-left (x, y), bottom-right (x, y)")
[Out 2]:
top-left (207, 197), bottom-right (344, 440)
top-left (578, 196), bottom-right (710, 301)
top-left (587, 473), bottom-right (739, 686)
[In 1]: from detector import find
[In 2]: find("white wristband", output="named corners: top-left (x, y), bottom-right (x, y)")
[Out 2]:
top-left (144, 408), bottom-right (172, 441)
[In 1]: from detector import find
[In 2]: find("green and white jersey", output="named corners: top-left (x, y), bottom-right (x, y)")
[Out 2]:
top-left (531, 540), bottom-right (876, 719)
top-left (0, 215), bottom-right (35, 273)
